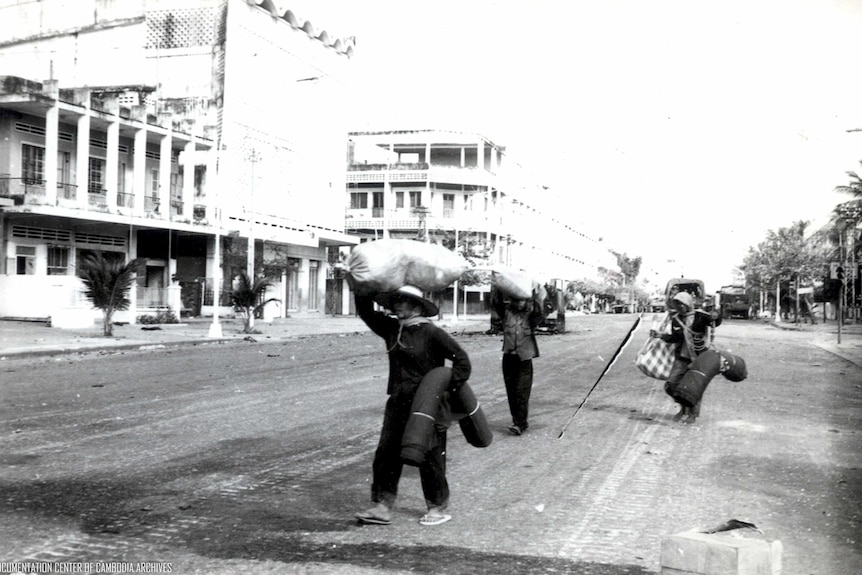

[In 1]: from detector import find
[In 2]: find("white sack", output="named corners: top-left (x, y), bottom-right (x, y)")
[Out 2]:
top-left (345, 239), bottom-right (469, 295)
top-left (491, 268), bottom-right (535, 300)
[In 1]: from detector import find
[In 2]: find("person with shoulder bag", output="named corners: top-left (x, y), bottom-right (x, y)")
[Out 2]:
top-left (649, 291), bottom-right (722, 423)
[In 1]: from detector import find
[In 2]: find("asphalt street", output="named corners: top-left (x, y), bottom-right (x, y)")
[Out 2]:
top-left (0, 314), bottom-right (860, 575)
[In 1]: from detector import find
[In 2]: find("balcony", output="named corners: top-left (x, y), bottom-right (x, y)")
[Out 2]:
top-left (0, 176), bottom-right (45, 205)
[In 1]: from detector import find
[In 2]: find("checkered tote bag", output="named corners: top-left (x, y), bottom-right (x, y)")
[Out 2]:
top-left (635, 313), bottom-right (676, 380)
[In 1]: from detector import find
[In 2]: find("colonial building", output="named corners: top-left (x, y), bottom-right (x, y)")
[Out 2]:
top-left (0, 0), bottom-right (357, 326)
top-left (345, 129), bottom-right (618, 312)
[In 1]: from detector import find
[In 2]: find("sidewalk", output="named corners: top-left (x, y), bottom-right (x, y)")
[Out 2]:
top-left (0, 313), bottom-right (493, 359)
top-left (767, 317), bottom-right (862, 369)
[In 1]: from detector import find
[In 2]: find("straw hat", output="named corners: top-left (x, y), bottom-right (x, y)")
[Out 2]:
top-left (374, 285), bottom-right (439, 317)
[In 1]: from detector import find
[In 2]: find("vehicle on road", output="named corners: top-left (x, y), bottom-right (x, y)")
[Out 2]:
top-left (664, 277), bottom-right (711, 310)
top-left (718, 285), bottom-right (751, 319)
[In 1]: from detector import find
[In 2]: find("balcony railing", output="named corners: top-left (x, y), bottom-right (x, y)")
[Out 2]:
top-left (170, 198), bottom-right (184, 217)
top-left (137, 286), bottom-right (169, 308)
top-left (88, 189), bottom-right (108, 208)
top-left (117, 192), bottom-right (134, 208)
top-left (58, 182), bottom-right (78, 201)
top-left (144, 195), bottom-right (160, 213)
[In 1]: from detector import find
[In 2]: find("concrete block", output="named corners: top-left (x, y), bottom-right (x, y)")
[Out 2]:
top-left (660, 530), bottom-right (782, 575)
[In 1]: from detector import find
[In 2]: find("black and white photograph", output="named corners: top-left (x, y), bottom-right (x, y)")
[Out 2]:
top-left (0, 1), bottom-right (860, 574)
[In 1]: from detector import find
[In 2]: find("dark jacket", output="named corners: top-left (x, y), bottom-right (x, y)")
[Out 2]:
top-left (491, 290), bottom-right (547, 361)
top-left (659, 309), bottom-right (722, 360)
top-left (356, 295), bottom-right (471, 395)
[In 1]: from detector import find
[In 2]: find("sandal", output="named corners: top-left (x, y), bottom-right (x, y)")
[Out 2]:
top-left (418, 512), bottom-right (451, 526)
top-left (355, 508), bottom-right (392, 525)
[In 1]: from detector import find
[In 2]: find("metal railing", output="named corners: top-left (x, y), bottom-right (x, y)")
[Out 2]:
top-left (137, 286), bottom-right (167, 307)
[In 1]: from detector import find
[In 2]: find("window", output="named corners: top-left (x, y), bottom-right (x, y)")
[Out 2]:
top-left (409, 191), bottom-right (421, 208)
top-left (443, 194), bottom-right (454, 210)
top-left (151, 169), bottom-right (160, 197)
top-left (396, 191), bottom-right (404, 208)
top-left (372, 192), bottom-right (384, 209)
top-left (47, 246), bottom-right (69, 275)
top-left (350, 192), bottom-right (367, 209)
top-left (308, 260), bottom-right (319, 310)
top-left (89, 157), bottom-right (106, 194)
top-left (22, 144), bottom-right (44, 184)
top-left (16, 245), bottom-right (36, 275)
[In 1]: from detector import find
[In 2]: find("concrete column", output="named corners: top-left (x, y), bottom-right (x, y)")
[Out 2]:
top-left (477, 140), bottom-right (485, 170)
top-left (75, 97), bottom-right (91, 210)
top-left (183, 135), bottom-right (196, 222)
top-left (425, 142), bottom-right (431, 165)
top-left (382, 178), bottom-right (390, 239)
top-left (128, 227), bottom-right (138, 323)
top-left (104, 96), bottom-right (120, 211)
top-left (158, 114), bottom-right (173, 218)
top-left (132, 124), bottom-right (147, 217)
top-left (205, 146), bottom-right (217, 223)
top-left (43, 80), bottom-right (60, 205)
top-left (460, 147), bottom-right (465, 168)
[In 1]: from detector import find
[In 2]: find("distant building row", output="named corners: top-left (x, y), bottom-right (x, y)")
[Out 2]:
top-left (0, 0), bottom-right (619, 324)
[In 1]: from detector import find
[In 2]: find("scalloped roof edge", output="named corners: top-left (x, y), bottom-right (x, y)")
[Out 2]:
top-left (247, 0), bottom-right (355, 57)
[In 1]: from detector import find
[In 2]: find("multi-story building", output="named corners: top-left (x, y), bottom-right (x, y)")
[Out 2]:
top-left (0, 0), bottom-right (357, 326)
top-left (345, 129), bottom-right (618, 312)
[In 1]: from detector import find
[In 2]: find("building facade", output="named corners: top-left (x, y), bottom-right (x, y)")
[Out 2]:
top-left (345, 129), bottom-right (618, 312)
top-left (0, 0), bottom-right (357, 324)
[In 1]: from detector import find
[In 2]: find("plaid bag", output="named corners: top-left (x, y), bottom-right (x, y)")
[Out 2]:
top-left (636, 314), bottom-right (676, 380)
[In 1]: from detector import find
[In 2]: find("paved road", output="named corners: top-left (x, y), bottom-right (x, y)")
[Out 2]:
top-left (0, 316), bottom-right (859, 575)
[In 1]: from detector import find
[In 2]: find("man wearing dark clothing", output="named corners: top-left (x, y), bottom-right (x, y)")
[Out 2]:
top-left (354, 285), bottom-right (472, 526)
top-left (492, 287), bottom-right (547, 435)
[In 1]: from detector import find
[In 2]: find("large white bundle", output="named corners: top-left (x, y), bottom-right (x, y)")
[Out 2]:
top-left (345, 239), bottom-right (469, 295)
top-left (491, 268), bottom-right (535, 300)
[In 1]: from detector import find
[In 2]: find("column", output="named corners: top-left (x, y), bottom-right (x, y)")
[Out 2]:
top-left (75, 91), bottom-right (91, 210)
top-left (43, 80), bottom-right (60, 205)
top-left (425, 141), bottom-right (431, 165)
top-left (477, 140), bottom-right (485, 170)
top-left (205, 146), bottom-right (217, 223)
top-left (128, 227), bottom-right (138, 323)
top-left (382, 177), bottom-right (390, 239)
top-left (132, 123), bottom-right (147, 217)
top-left (104, 95), bottom-right (120, 211)
top-left (158, 115), bottom-right (173, 217)
top-left (183, 134), bottom-right (196, 222)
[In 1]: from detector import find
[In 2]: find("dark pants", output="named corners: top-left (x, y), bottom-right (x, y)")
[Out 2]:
top-left (371, 390), bottom-right (449, 510)
top-left (503, 353), bottom-right (533, 428)
top-left (664, 357), bottom-right (701, 416)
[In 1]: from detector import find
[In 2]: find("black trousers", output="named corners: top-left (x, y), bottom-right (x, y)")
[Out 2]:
top-left (502, 352), bottom-right (533, 428)
top-left (371, 390), bottom-right (449, 510)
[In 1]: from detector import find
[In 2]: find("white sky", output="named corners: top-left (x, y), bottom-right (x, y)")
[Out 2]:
top-left (297, 0), bottom-right (862, 291)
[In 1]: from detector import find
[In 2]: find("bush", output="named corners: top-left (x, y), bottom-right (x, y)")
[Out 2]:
top-left (137, 310), bottom-right (179, 324)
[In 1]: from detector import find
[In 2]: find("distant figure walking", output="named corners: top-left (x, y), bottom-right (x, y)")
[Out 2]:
top-left (492, 287), bottom-right (548, 435)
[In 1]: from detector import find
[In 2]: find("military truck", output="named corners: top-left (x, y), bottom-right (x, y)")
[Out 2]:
top-left (718, 285), bottom-right (750, 319)
top-left (664, 278), bottom-right (710, 310)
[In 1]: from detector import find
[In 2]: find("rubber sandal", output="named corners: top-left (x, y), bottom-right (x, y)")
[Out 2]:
top-left (419, 512), bottom-right (451, 526)
top-left (355, 510), bottom-right (392, 525)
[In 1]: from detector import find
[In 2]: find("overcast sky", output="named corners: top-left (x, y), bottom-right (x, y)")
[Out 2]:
top-left (297, 0), bottom-right (862, 291)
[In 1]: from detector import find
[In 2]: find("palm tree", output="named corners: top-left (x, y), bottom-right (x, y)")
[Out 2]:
top-left (834, 161), bottom-right (862, 198)
top-left (231, 271), bottom-right (281, 333)
top-left (77, 252), bottom-right (143, 336)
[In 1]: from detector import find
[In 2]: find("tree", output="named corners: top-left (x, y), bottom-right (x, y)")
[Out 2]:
top-left (612, 252), bottom-right (642, 286)
top-left (77, 252), bottom-right (143, 337)
top-left (834, 161), bottom-right (862, 199)
top-left (231, 271), bottom-right (281, 333)
top-left (740, 221), bottom-right (821, 317)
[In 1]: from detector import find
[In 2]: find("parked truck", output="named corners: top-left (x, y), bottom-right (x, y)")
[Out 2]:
top-left (718, 285), bottom-right (750, 319)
